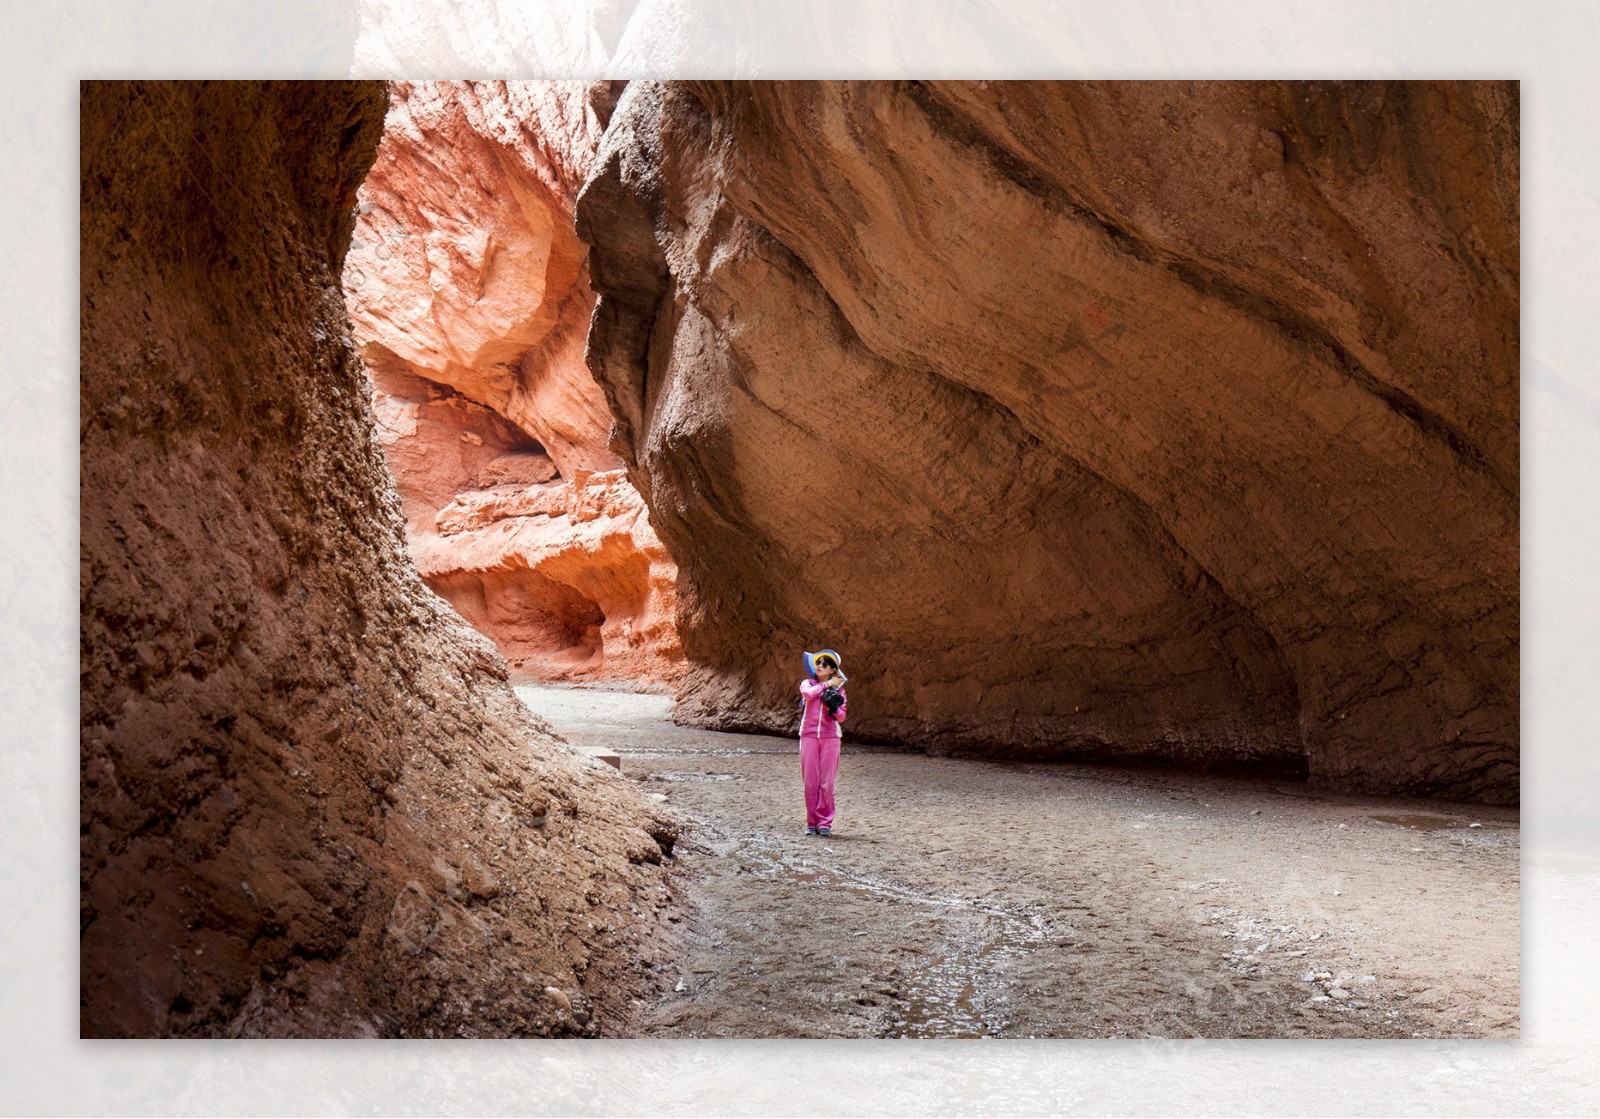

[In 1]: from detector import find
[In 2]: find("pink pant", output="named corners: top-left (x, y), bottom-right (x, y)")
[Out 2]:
top-left (799, 734), bottom-right (841, 829)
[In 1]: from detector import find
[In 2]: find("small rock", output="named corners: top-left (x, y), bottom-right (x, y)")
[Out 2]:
top-left (1310, 994), bottom-right (1330, 1003)
top-left (1313, 971), bottom-right (1333, 981)
top-left (1411, 847), bottom-right (1423, 853)
top-left (1337, 823), bottom-right (1348, 829)
top-left (1329, 987), bottom-right (1351, 1000)
top-left (674, 978), bottom-right (686, 993)
top-left (1251, 809), bottom-right (1261, 815)
top-left (543, 986), bottom-right (572, 1012)
top-left (1331, 890), bottom-right (1342, 896)
top-left (1468, 822), bottom-right (1483, 828)
top-left (1302, 970), bottom-right (1318, 983)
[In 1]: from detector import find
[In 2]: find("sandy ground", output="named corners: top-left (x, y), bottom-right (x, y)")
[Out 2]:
top-left (516, 685), bottom-right (1519, 1040)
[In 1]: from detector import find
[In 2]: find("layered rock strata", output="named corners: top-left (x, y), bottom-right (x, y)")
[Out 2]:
top-left (346, 80), bottom-right (680, 689)
top-left (578, 80), bottom-right (1519, 802)
top-left (81, 80), bottom-right (678, 1037)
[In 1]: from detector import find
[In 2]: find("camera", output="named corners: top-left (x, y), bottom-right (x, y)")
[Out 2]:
top-left (822, 685), bottom-right (844, 714)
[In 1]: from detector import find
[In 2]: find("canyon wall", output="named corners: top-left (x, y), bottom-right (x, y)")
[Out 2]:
top-left (578, 80), bottom-right (1519, 802)
top-left (345, 80), bottom-right (682, 689)
top-left (81, 81), bottom-right (679, 1037)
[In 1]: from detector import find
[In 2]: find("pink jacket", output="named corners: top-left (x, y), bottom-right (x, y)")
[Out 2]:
top-left (797, 678), bottom-right (848, 739)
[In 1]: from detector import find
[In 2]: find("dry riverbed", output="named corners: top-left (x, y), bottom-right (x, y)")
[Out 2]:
top-left (516, 685), bottom-right (1519, 1039)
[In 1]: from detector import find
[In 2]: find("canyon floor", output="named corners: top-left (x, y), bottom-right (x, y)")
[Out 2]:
top-left (515, 684), bottom-right (1519, 1040)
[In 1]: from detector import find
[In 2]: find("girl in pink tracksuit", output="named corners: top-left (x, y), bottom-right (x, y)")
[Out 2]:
top-left (797, 649), bottom-right (848, 836)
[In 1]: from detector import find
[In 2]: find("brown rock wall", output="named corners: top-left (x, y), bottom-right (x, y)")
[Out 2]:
top-left (80, 80), bottom-right (678, 1037)
top-left (578, 81), bottom-right (1518, 801)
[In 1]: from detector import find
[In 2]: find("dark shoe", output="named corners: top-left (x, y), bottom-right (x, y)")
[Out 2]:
top-left (805, 826), bottom-right (818, 835)
top-left (817, 827), bottom-right (831, 836)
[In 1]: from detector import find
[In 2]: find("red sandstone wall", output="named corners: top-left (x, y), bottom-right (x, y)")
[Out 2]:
top-left (345, 80), bottom-right (683, 690)
top-left (578, 80), bottom-right (1518, 802)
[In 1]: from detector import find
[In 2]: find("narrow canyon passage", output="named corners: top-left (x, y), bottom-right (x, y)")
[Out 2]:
top-left (80, 79), bottom-right (1517, 1038)
top-left (518, 686), bottom-right (1519, 1039)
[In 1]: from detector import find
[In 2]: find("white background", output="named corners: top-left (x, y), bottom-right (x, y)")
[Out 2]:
top-left (7, 0), bottom-right (1597, 1113)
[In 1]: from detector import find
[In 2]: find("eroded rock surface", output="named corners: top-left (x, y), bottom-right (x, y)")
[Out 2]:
top-left (578, 81), bottom-right (1518, 802)
top-left (346, 80), bottom-right (681, 688)
top-left (80, 80), bottom-right (679, 1037)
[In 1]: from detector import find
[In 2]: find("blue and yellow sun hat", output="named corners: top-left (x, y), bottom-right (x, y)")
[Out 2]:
top-left (804, 649), bottom-right (846, 684)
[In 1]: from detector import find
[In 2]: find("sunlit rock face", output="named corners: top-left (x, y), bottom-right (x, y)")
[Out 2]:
top-left (578, 80), bottom-right (1518, 802)
top-left (345, 80), bottom-right (681, 689)
top-left (81, 81), bottom-right (679, 1038)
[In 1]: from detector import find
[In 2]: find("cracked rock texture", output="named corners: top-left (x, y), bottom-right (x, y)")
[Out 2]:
top-left (81, 80), bottom-right (679, 1037)
top-left (345, 80), bottom-right (681, 688)
top-left (578, 80), bottom-right (1518, 803)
